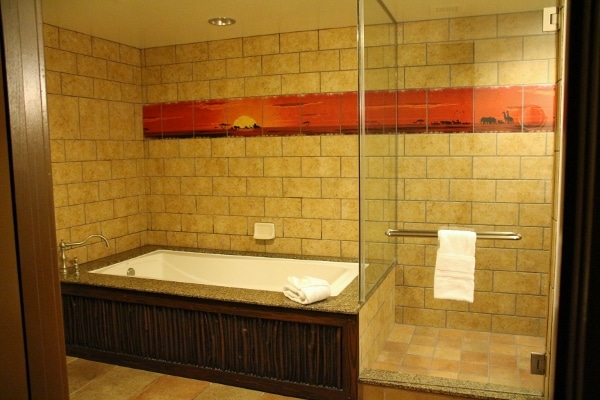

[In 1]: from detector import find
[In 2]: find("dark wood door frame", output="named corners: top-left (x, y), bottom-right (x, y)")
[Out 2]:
top-left (0, 0), bottom-right (68, 398)
top-left (0, 0), bottom-right (599, 398)
top-left (554, 0), bottom-right (600, 398)
top-left (0, 10), bottom-right (29, 400)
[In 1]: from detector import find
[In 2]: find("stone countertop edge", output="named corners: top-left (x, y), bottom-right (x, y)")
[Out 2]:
top-left (59, 245), bottom-right (361, 315)
top-left (359, 369), bottom-right (544, 400)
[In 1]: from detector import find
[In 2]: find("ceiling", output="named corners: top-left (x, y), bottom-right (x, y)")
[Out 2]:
top-left (41, 0), bottom-right (555, 49)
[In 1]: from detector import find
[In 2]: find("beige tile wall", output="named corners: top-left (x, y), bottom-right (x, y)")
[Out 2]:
top-left (142, 27), bottom-right (358, 103)
top-left (45, 24), bottom-right (146, 263)
top-left (45, 10), bottom-right (556, 338)
top-left (393, 132), bottom-right (553, 337)
top-left (362, 11), bottom-right (555, 337)
top-left (365, 10), bottom-right (557, 90)
top-left (45, 23), bottom-right (360, 263)
top-left (144, 135), bottom-right (359, 258)
top-left (359, 269), bottom-right (395, 371)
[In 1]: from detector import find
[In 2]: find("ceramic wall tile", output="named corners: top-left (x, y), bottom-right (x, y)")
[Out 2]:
top-left (161, 101), bottom-right (194, 138)
top-left (474, 86), bottom-right (523, 132)
top-left (262, 95), bottom-right (301, 135)
top-left (341, 92), bottom-right (358, 134)
top-left (365, 90), bottom-right (396, 134)
top-left (193, 99), bottom-right (228, 137)
top-left (142, 104), bottom-right (162, 137)
top-left (522, 85), bottom-right (556, 131)
top-left (300, 93), bottom-right (341, 134)
top-left (397, 89), bottom-right (427, 133)
top-left (427, 87), bottom-right (474, 133)
top-left (227, 97), bottom-right (263, 137)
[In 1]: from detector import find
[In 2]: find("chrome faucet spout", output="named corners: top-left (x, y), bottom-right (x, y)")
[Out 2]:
top-left (59, 234), bottom-right (109, 271)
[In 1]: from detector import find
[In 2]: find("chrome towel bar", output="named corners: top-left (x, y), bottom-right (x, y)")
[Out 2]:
top-left (385, 229), bottom-right (522, 240)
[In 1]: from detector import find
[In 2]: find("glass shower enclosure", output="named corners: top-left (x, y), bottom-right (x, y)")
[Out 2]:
top-left (358, 0), bottom-right (562, 397)
top-left (359, 0), bottom-right (399, 303)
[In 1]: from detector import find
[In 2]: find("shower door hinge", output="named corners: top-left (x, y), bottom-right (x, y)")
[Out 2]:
top-left (530, 352), bottom-right (547, 375)
top-left (543, 7), bottom-right (558, 32)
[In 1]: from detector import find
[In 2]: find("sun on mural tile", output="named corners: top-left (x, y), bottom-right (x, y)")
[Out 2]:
top-left (193, 99), bottom-right (228, 137)
top-left (427, 87), bottom-right (473, 133)
top-left (398, 89), bottom-right (427, 133)
top-left (364, 90), bottom-right (396, 134)
top-left (262, 95), bottom-right (301, 136)
top-left (301, 93), bottom-right (341, 134)
top-left (474, 86), bottom-right (523, 132)
top-left (521, 85), bottom-right (556, 131)
top-left (228, 97), bottom-right (263, 137)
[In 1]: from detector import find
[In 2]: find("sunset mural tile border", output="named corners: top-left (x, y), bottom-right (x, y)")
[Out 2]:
top-left (143, 85), bottom-right (556, 138)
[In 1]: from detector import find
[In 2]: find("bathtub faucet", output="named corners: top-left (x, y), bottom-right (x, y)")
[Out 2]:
top-left (59, 234), bottom-right (109, 272)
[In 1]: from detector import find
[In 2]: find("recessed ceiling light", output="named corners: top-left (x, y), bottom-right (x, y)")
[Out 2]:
top-left (208, 17), bottom-right (236, 26)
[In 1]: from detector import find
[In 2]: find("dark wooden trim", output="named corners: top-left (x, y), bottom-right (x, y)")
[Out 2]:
top-left (555, 0), bottom-right (600, 398)
top-left (0, 9), bottom-right (29, 398)
top-left (0, 0), bottom-right (68, 398)
top-left (62, 282), bottom-right (359, 400)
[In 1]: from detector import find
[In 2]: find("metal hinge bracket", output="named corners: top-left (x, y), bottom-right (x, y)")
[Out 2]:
top-left (531, 352), bottom-right (547, 375)
top-left (543, 7), bottom-right (559, 32)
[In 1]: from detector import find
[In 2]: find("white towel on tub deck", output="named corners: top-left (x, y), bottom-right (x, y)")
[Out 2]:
top-left (434, 230), bottom-right (477, 303)
top-left (283, 276), bottom-right (331, 305)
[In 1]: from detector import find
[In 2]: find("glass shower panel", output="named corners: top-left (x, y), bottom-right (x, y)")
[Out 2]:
top-left (359, 0), bottom-right (398, 302)
top-left (360, 0), bottom-right (560, 397)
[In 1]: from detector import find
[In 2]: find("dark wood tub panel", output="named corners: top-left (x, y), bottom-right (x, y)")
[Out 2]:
top-left (61, 283), bottom-right (358, 400)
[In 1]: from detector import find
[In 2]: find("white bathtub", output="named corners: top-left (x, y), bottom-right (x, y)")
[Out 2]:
top-left (90, 250), bottom-right (358, 296)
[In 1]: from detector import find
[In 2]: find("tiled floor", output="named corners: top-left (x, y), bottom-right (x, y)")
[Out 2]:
top-left (67, 324), bottom-right (546, 399)
top-left (372, 324), bottom-right (546, 392)
top-left (66, 357), bottom-right (301, 400)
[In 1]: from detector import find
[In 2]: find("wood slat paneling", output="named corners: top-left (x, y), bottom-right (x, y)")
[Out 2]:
top-left (62, 283), bottom-right (358, 400)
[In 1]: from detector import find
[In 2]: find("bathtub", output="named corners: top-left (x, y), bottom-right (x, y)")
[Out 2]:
top-left (90, 249), bottom-right (358, 296)
top-left (62, 247), bottom-right (360, 399)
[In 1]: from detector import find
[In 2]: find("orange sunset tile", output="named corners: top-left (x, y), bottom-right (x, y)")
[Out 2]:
top-left (427, 87), bottom-right (473, 133)
top-left (365, 90), bottom-right (396, 134)
top-left (300, 93), bottom-right (341, 134)
top-left (193, 99), bottom-right (228, 137)
top-left (262, 94), bottom-right (301, 135)
top-left (142, 103), bottom-right (162, 138)
top-left (521, 85), bottom-right (556, 131)
top-left (341, 92), bottom-right (359, 134)
top-left (161, 101), bottom-right (194, 138)
top-left (228, 97), bottom-right (263, 137)
top-left (474, 86), bottom-right (523, 132)
top-left (398, 89), bottom-right (427, 133)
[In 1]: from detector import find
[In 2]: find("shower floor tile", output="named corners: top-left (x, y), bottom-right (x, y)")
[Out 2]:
top-left (372, 324), bottom-right (545, 392)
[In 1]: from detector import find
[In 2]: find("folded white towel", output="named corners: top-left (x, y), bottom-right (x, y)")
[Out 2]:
top-left (434, 230), bottom-right (476, 303)
top-left (283, 276), bottom-right (331, 305)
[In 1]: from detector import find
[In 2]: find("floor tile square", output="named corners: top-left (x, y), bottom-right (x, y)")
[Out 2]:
top-left (407, 344), bottom-right (435, 357)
